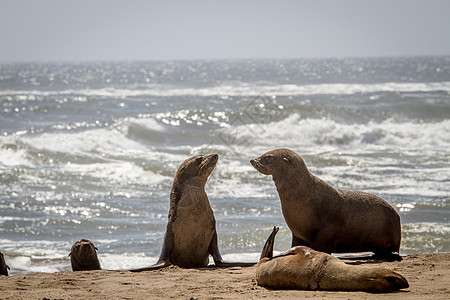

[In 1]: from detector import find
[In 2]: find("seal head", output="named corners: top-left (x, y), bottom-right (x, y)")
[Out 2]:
top-left (69, 239), bottom-right (101, 271)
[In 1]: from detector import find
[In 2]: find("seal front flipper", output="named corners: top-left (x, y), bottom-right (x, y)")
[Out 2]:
top-left (0, 251), bottom-right (9, 276)
top-left (129, 260), bottom-right (170, 272)
top-left (129, 223), bottom-right (175, 272)
top-left (209, 231), bottom-right (255, 268)
top-left (291, 233), bottom-right (310, 247)
top-left (260, 226), bottom-right (279, 260)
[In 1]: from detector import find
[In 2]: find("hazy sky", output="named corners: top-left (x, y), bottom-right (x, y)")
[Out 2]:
top-left (1, 0), bottom-right (449, 62)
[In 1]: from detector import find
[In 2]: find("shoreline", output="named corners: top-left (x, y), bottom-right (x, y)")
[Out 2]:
top-left (1, 253), bottom-right (448, 299)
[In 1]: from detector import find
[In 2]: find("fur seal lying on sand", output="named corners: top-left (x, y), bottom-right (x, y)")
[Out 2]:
top-left (256, 227), bottom-right (409, 292)
top-left (131, 154), bottom-right (254, 271)
top-left (0, 251), bottom-right (10, 276)
top-left (251, 149), bottom-right (402, 261)
top-left (69, 239), bottom-right (101, 271)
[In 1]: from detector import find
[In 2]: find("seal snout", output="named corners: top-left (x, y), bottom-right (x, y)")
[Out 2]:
top-left (207, 153), bottom-right (219, 166)
top-left (250, 158), bottom-right (270, 175)
top-left (250, 158), bottom-right (261, 169)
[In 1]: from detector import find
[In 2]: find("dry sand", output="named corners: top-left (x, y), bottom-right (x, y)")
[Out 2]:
top-left (0, 253), bottom-right (448, 299)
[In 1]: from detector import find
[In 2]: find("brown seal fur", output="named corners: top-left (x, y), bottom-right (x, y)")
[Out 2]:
top-left (256, 227), bottom-right (409, 292)
top-left (130, 154), bottom-right (254, 271)
top-left (251, 149), bottom-right (402, 260)
top-left (69, 239), bottom-right (101, 271)
top-left (0, 251), bottom-right (10, 276)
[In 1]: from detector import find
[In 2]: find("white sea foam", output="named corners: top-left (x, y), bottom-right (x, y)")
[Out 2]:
top-left (217, 252), bottom-right (261, 263)
top-left (0, 137), bottom-right (34, 167)
top-left (64, 161), bottom-right (169, 186)
top-left (6, 256), bottom-right (70, 275)
top-left (1, 81), bottom-right (449, 98)
top-left (99, 253), bottom-right (159, 271)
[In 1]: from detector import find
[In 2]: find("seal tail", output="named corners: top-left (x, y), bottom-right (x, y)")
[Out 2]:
top-left (260, 226), bottom-right (279, 260)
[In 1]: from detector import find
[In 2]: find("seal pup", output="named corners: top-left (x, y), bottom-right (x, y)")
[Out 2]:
top-left (251, 149), bottom-right (402, 261)
top-left (256, 227), bottom-right (409, 292)
top-left (69, 239), bottom-right (101, 271)
top-left (130, 154), bottom-right (254, 271)
top-left (0, 251), bottom-right (10, 276)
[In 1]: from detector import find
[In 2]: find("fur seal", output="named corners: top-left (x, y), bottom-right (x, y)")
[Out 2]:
top-left (256, 227), bottom-right (409, 292)
top-left (0, 251), bottom-right (10, 276)
top-left (130, 154), bottom-right (254, 271)
top-left (69, 239), bottom-right (101, 271)
top-left (250, 149), bottom-right (402, 261)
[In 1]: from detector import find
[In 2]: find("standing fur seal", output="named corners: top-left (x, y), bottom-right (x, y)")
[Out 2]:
top-left (0, 251), bottom-right (10, 276)
top-left (69, 239), bottom-right (101, 271)
top-left (251, 149), bottom-right (402, 260)
top-left (256, 227), bottom-right (409, 292)
top-left (130, 154), bottom-right (254, 271)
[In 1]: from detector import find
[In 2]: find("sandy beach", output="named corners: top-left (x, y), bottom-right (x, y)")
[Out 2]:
top-left (0, 253), bottom-right (448, 299)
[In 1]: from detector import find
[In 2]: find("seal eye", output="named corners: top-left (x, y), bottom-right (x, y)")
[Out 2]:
top-left (260, 155), bottom-right (273, 164)
top-left (195, 157), bottom-right (203, 165)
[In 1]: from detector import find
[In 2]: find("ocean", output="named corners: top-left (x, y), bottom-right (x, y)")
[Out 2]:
top-left (0, 57), bottom-right (449, 275)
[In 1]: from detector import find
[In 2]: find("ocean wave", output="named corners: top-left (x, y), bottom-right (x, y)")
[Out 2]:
top-left (1, 81), bottom-right (449, 98)
top-left (222, 114), bottom-right (450, 154)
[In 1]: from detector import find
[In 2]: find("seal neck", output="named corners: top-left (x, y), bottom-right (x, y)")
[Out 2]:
top-left (272, 171), bottom-right (314, 195)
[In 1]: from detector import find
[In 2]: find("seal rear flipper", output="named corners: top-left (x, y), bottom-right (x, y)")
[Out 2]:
top-left (260, 226), bottom-right (279, 260)
top-left (372, 251), bottom-right (403, 262)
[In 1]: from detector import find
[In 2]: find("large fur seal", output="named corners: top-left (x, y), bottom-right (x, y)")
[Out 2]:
top-left (131, 154), bottom-right (254, 271)
top-left (251, 149), bottom-right (402, 260)
top-left (69, 239), bottom-right (101, 271)
top-left (0, 251), bottom-right (10, 276)
top-left (256, 227), bottom-right (409, 292)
